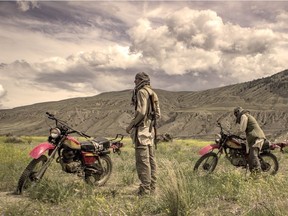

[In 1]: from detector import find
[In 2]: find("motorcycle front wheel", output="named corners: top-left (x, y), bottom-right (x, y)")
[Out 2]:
top-left (84, 155), bottom-right (112, 186)
top-left (193, 152), bottom-right (218, 175)
top-left (16, 155), bottom-right (48, 194)
top-left (259, 152), bottom-right (279, 175)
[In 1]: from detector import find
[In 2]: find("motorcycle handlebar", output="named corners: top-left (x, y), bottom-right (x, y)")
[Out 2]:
top-left (110, 134), bottom-right (125, 155)
top-left (46, 112), bottom-right (91, 138)
top-left (77, 131), bottom-right (91, 139)
top-left (46, 112), bottom-right (123, 141)
top-left (217, 121), bottom-right (246, 141)
top-left (46, 112), bottom-right (56, 119)
top-left (115, 134), bottom-right (124, 141)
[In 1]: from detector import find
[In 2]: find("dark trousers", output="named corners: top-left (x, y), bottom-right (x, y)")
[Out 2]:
top-left (248, 147), bottom-right (261, 172)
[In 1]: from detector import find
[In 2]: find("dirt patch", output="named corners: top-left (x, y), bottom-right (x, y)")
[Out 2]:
top-left (0, 191), bottom-right (29, 208)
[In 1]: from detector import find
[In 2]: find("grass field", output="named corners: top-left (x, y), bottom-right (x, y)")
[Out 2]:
top-left (1, 136), bottom-right (288, 216)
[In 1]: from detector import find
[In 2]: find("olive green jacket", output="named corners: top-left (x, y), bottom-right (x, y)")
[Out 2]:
top-left (245, 113), bottom-right (266, 146)
top-left (128, 86), bottom-right (152, 130)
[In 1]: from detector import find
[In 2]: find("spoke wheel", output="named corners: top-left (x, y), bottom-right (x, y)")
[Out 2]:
top-left (194, 152), bottom-right (218, 175)
top-left (84, 155), bottom-right (112, 186)
top-left (16, 155), bottom-right (48, 194)
top-left (259, 152), bottom-right (279, 175)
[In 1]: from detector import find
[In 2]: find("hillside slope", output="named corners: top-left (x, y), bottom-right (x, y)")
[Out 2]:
top-left (0, 69), bottom-right (288, 141)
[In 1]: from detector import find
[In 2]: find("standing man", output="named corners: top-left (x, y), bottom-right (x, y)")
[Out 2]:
top-left (233, 107), bottom-right (266, 174)
top-left (126, 72), bottom-right (161, 196)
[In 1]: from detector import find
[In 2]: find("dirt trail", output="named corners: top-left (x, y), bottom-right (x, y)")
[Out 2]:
top-left (0, 191), bottom-right (29, 209)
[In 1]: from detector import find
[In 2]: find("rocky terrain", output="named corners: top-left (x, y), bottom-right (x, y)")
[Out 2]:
top-left (1, 69), bottom-right (288, 141)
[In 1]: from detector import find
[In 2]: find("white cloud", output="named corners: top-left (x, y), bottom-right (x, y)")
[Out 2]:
top-left (32, 44), bottom-right (142, 75)
top-left (17, 0), bottom-right (39, 12)
top-left (166, 8), bottom-right (224, 49)
top-left (128, 8), bottom-right (229, 75)
top-left (0, 43), bottom-right (141, 108)
top-left (127, 7), bottom-right (288, 82)
top-left (0, 84), bottom-right (6, 98)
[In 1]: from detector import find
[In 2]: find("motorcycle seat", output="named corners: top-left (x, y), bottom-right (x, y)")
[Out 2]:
top-left (81, 137), bottom-right (110, 152)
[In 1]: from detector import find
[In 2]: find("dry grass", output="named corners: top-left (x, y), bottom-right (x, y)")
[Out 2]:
top-left (1, 136), bottom-right (288, 215)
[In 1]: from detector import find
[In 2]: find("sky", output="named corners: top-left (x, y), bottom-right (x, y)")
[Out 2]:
top-left (0, 1), bottom-right (288, 109)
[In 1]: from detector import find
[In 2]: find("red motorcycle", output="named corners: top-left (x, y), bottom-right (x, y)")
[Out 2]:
top-left (194, 122), bottom-right (279, 175)
top-left (16, 112), bottom-right (123, 194)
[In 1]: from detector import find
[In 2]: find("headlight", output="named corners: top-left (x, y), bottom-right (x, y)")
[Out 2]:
top-left (50, 128), bottom-right (61, 138)
top-left (215, 134), bottom-right (221, 144)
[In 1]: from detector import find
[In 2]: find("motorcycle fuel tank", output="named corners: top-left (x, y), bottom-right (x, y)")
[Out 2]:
top-left (226, 137), bottom-right (242, 149)
top-left (64, 136), bottom-right (81, 150)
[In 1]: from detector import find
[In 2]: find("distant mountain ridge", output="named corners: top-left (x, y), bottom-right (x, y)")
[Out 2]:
top-left (1, 69), bottom-right (288, 141)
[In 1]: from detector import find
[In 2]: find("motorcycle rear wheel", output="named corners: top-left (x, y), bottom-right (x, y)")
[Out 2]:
top-left (259, 152), bottom-right (279, 175)
top-left (194, 152), bottom-right (218, 175)
top-left (16, 155), bottom-right (48, 194)
top-left (84, 155), bottom-right (112, 186)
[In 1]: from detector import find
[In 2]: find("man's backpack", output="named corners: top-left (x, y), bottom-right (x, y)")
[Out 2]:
top-left (143, 87), bottom-right (161, 148)
top-left (143, 86), bottom-right (161, 120)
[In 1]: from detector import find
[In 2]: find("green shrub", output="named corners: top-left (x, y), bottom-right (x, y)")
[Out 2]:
top-left (4, 136), bottom-right (24, 144)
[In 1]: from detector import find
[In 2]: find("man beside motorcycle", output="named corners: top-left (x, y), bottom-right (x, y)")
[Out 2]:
top-left (233, 107), bottom-right (266, 175)
top-left (126, 72), bottom-right (160, 196)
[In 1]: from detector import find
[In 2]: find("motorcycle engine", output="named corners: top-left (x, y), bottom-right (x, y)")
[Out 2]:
top-left (60, 147), bottom-right (81, 173)
top-left (228, 149), bottom-right (246, 167)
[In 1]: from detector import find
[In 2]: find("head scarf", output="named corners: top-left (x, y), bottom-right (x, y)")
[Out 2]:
top-left (135, 72), bottom-right (150, 83)
top-left (234, 106), bottom-right (249, 124)
top-left (131, 72), bottom-right (151, 106)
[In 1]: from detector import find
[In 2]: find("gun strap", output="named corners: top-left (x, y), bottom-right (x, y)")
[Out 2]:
top-left (142, 87), bottom-right (155, 114)
top-left (142, 87), bottom-right (158, 149)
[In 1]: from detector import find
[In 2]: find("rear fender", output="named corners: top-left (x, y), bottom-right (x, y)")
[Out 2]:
top-left (29, 142), bottom-right (55, 159)
top-left (199, 144), bottom-right (219, 155)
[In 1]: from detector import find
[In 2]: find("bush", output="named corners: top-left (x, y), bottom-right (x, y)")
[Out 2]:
top-left (4, 135), bottom-right (24, 144)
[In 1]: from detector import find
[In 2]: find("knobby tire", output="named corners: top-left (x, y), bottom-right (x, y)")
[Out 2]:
top-left (194, 152), bottom-right (218, 174)
top-left (16, 155), bottom-right (48, 194)
top-left (84, 155), bottom-right (112, 186)
top-left (259, 152), bottom-right (279, 175)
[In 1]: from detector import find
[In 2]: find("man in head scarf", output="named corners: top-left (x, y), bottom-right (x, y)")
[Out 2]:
top-left (126, 72), bottom-right (160, 196)
top-left (234, 107), bottom-right (266, 174)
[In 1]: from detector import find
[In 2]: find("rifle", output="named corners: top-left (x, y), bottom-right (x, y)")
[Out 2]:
top-left (148, 94), bottom-right (158, 149)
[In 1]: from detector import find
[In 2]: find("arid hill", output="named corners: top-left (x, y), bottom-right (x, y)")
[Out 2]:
top-left (1, 69), bottom-right (288, 141)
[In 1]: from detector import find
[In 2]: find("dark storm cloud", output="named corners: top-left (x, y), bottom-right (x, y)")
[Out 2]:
top-left (34, 66), bottom-right (95, 91)
top-left (0, 1), bottom-right (129, 43)
top-left (32, 2), bottom-right (128, 41)
top-left (33, 64), bottom-right (136, 93)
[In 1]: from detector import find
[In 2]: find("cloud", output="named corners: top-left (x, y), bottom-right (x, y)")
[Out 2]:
top-left (127, 7), bottom-right (288, 82)
top-left (16, 0), bottom-right (39, 12)
top-left (0, 2), bottom-right (129, 63)
top-left (0, 45), bottom-right (142, 97)
top-left (259, 10), bottom-right (288, 33)
top-left (1, 2), bottom-right (288, 108)
top-left (0, 84), bottom-right (7, 108)
top-left (0, 84), bottom-right (6, 98)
